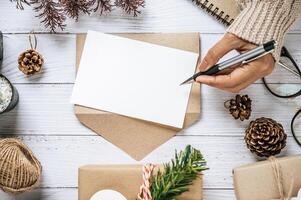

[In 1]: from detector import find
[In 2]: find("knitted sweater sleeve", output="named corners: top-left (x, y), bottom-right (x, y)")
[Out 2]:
top-left (227, 0), bottom-right (301, 61)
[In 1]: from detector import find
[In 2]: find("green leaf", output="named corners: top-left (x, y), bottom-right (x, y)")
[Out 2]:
top-left (150, 145), bottom-right (208, 200)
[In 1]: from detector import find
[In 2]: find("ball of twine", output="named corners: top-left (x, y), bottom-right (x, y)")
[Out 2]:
top-left (0, 138), bottom-right (42, 194)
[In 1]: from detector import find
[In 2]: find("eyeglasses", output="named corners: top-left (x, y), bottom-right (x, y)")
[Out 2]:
top-left (262, 46), bottom-right (301, 146)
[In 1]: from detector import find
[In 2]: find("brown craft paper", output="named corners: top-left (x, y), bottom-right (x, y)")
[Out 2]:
top-left (74, 33), bottom-right (201, 160)
top-left (233, 155), bottom-right (301, 200)
top-left (79, 165), bottom-right (203, 200)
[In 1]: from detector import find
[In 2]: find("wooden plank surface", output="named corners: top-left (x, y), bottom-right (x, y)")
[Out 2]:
top-left (1, 33), bottom-right (300, 84)
top-left (0, 0), bottom-right (300, 200)
top-left (1, 0), bottom-right (301, 34)
top-left (0, 84), bottom-right (299, 136)
top-left (0, 135), bottom-right (299, 188)
top-left (1, 34), bottom-right (76, 83)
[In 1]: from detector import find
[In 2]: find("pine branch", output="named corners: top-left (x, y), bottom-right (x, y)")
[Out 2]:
top-left (10, 0), bottom-right (145, 31)
top-left (114, 0), bottom-right (145, 16)
top-left (10, 0), bottom-right (30, 10)
top-left (91, 0), bottom-right (113, 15)
top-left (150, 145), bottom-right (208, 200)
top-left (30, 0), bottom-right (66, 32)
top-left (60, 0), bottom-right (93, 21)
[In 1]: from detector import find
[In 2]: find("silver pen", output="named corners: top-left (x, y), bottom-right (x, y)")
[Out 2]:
top-left (180, 40), bottom-right (277, 85)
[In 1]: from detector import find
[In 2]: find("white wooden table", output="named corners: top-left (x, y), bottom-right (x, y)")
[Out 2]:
top-left (0, 1), bottom-right (300, 199)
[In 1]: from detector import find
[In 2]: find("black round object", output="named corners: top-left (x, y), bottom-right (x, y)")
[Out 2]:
top-left (291, 109), bottom-right (301, 147)
top-left (0, 31), bottom-right (19, 114)
top-left (0, 74), bottom-right (19, 114)
top-left (0, 31), bottom-right (3, 66)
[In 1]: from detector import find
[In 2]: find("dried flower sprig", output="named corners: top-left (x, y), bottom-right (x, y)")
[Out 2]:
top-left (91, 0), bottom-right (113, 15)
top-left (60, 0), bottom-right (93, 20)
top-left (115, 0), bottom-right (145, 16)
top-left (10, 0), bottom-right (145, 32)
top-left (30, 0), bottom-right (66, 32)
top-left (10, 0), bottom-right (30, 10)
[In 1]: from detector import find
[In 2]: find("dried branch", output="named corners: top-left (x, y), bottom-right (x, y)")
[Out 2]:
top-left (30, 0), bottom-right (66, 32)
top-left (10, 0), bottom-right (30, 10)
top-left (60, 0), bottom-right (93, 21)
top-left (10, 0), bottom-right (145, 32)
top-left (91, 0), bottom-right (113, 15)
top-left (115, 0), bottom-right (145, 16)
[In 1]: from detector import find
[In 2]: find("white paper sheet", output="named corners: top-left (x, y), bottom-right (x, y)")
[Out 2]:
top-left (71, 31), bottom-right (198, 128)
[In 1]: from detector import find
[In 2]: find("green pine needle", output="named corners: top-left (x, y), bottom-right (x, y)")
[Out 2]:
top-left (151, 145), bottom-right (208, 200)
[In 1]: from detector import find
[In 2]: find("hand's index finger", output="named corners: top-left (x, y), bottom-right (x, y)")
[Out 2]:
top-left (199, 37), bottom-right (237, 72)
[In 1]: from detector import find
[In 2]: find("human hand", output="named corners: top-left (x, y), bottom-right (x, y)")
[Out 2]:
top-left (196, 33), bottom-right (275, 93)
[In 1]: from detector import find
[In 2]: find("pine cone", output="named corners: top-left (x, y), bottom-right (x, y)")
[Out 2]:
top-left (245, 117), bottom-right (287, 157)
top-left (18, 49), bottom-right (44, 75)
top-left (225, 94), bottom-right (252, 121)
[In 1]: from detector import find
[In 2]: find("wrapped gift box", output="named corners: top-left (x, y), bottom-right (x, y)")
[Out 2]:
top-left (79, 165), bottom-right (203, 200)
top-left (233, 155), bottom-right (301, 200)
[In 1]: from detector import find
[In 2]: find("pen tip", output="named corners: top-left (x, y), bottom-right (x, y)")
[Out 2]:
top-left (179, 81), bottom-right (187, 86)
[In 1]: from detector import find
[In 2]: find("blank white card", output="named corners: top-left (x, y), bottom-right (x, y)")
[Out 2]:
top-left (71, 31), bottom-right (198, 128)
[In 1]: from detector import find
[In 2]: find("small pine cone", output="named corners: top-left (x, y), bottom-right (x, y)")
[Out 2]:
top-left (18, 49), bottom-right (44, 75)
top-left (226, 94), bottom-right (252, 121)
top-left (245, 117), bottom-right (287, 157)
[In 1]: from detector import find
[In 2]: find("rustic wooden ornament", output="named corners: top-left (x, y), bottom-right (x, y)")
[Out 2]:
top-left (18, 32), bottom-right (44, 75)
top-left (0, 138), bottom-right (42, 194)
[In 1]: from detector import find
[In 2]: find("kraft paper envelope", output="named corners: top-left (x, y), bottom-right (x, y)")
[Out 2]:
top-left (74, 33), bottom-right (201, 160)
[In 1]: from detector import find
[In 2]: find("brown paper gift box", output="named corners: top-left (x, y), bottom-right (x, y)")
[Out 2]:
top-left (74, 33), bottom-right (201, 161)
top-left (233, 155), bottom-right (301, 200)
top-left (79, 165), bottom-right (203, 200)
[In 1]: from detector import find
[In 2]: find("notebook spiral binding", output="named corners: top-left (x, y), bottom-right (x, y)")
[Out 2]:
top-left (192, 0), bottom-right (234, 26)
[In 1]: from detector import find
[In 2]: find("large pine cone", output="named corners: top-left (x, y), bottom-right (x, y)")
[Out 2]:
top-left (245, 117), bottom-right (287, 157)
top-left (18, 49), bottom-right (44, 75)
top-left (226, 94), bottom-right (252, 121)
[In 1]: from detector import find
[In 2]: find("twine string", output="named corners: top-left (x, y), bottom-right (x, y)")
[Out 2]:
top-left (29, 32), bottom-right (37, 50)
top-left (0, 138), bottom-right (42, 194)
top-left (137, 164), bottom-right (155, 200)
top-left (269, 156), bottom-right (294, 200)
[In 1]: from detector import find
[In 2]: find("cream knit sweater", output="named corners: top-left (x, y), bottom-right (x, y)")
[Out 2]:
top-left (227, 0), bottom-right (301, 61)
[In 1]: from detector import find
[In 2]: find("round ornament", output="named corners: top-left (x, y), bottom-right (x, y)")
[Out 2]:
top-left (18, 32), bottom-right (44, 75)
top-left (90, 189), bottom-right (127, 200)
top-left (245, 117), bottom-right (287, 157)
top-left (0, 138), bottom-right (42, 194)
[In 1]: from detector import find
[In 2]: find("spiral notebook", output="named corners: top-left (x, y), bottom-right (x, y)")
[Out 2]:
top-left (193, 0), bottom-right (240, 26)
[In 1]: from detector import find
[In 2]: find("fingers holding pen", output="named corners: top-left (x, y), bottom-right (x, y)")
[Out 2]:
top-left (198, 33), bottom-right (243, 72)
top-left (195, 32), bottom-right (276, 93)
top-left (196, 55), bottom-right (275, 93)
